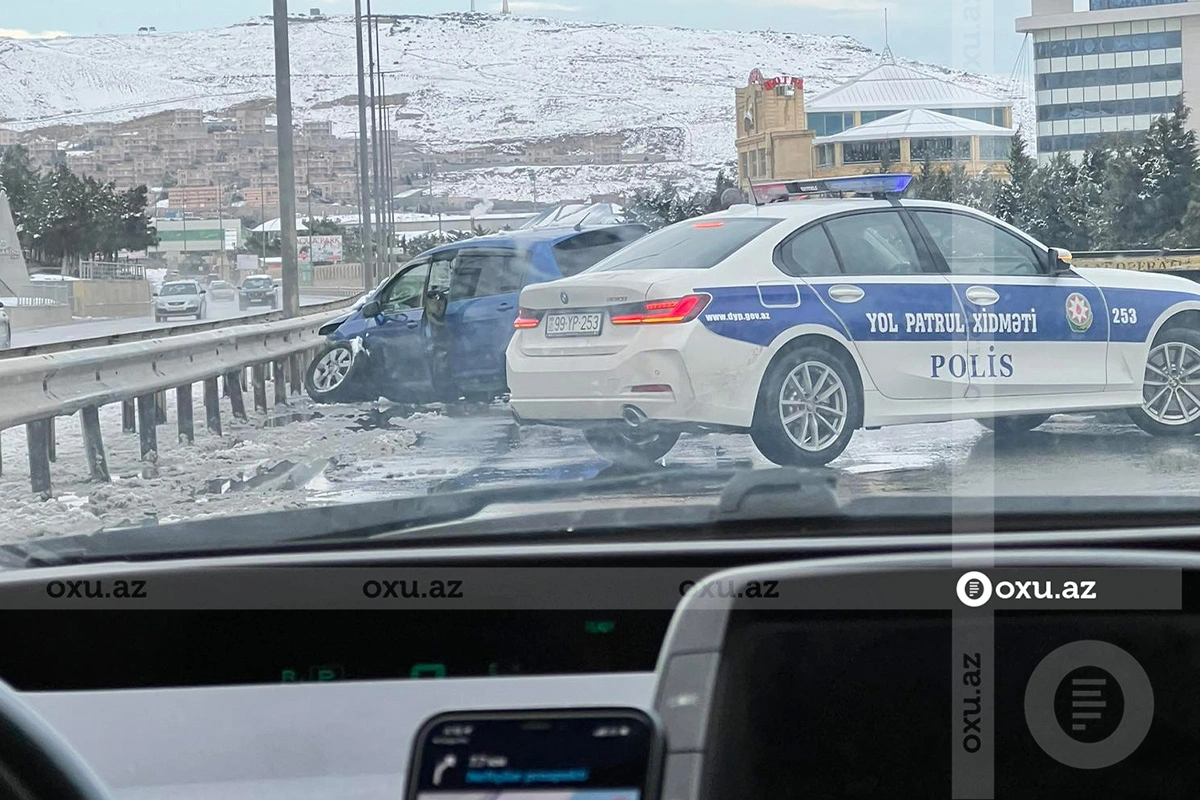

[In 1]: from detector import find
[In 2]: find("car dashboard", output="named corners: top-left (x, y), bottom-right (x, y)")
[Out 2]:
top-left (3, 528), bottom-right (1200, 800)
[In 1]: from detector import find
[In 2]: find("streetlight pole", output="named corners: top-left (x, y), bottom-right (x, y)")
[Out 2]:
top-left (272, 0), bottom-right (300, 318)
top-left (306, 146), bottom-right (314, 281)
top-left (260, 162), bottom-right (267, 264)
top-left (354, 0), bottom-right (374, 291)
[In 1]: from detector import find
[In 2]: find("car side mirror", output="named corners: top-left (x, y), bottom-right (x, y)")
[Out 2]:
top-left (1048, 247), bottom-right (1074, 274)
top-left (200, 289), bottom-right (206, 295)
top-left (361, 300), bottom-right (381, 318)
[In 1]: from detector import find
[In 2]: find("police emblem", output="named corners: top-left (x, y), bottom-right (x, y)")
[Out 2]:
top-left (1065, 292), bottom-right (1093, 333)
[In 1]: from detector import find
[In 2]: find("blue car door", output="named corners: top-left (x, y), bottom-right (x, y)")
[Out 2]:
top-left (911, 209), bottom-right (1110, 397)
top-left (444, 247), bottom-right (533, 391)
top-left (362, 259), bottom-right (433, 398)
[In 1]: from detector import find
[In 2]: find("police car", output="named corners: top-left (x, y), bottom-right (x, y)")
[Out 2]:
top-left (506, 175), bottom-right (1200, 467)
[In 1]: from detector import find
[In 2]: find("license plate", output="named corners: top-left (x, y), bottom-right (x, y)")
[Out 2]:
top-left (545, 312), bottom-right (603, 338)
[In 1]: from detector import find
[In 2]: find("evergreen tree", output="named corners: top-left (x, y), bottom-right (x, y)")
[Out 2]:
top-left (0, 145), bottom-right (36, 224)
top-left (1029, 153), bottom-right (1089, 250)
top-left (994, 132), bottom-right (1037, 227)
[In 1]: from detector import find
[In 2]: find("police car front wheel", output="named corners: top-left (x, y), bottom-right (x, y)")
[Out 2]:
top-left (751, 344), bottom-right (861, 467)
top-left (1128, 327), bottom-right (1200, 436)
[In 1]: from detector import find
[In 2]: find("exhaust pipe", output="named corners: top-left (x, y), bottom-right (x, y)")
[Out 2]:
top-left (622, 405), bottom-right (648, 428)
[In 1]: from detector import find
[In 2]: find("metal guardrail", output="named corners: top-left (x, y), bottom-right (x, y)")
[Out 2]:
top-left (0, 295), bottom-right (358, 360)
top-left (0, 295), bottom-right (360, 497)
top-left (1073, 249), bottom-right (1200, 273)
top-left (79, 260), bottom-right (147, 280)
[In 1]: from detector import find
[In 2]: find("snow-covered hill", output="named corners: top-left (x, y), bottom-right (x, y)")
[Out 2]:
top-left (0, 14), bottom-right (1033, 201)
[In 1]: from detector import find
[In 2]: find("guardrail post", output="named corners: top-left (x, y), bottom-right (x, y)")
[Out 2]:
top-left (122, 400), bottom-right (136, 433)
top-left (203, 378), bottom-right (222, 436)
top-left (26, 420), bottom-right (52, 497)
top-left (80, 406), bottom-right (110, 483)
top-left (155, 391), bottom-right (168, 425)
top-left (227, 371), bottom-right (248, 421)
top-left (273, 359), bottom-right (288, 406)
top-left (252, 365), bottom-right (268, 412)
top-left (176, 385), bottom-right (195, 444)
top-left (47, 417), bottom-right (56, 463)
top-left (290, 354), bottom-right (303, 396)
top-left (135, 394), bottom-right (157, 460)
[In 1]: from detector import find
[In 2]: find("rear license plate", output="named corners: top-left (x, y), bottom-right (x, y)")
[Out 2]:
top-left (545, 312), bottom-right (603, 338)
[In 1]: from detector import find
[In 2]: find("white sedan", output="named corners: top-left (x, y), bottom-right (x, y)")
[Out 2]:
top-left (506, 176), bottom-right (1200, 467)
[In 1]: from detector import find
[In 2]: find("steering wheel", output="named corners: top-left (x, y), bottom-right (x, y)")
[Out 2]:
top-left (0, 678), bottom-right (111, 799)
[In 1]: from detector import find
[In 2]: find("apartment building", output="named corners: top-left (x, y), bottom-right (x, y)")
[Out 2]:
top-left (1017, 0), bottom-right (1200, 162)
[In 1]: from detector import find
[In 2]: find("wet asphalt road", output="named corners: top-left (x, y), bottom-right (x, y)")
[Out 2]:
top-left (319, 402), bottom-right (1200, 502)
top-left (9, 291), bottom-right (348, 349)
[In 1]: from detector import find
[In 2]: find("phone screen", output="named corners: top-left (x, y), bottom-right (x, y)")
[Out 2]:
top-left (407, 709), bottom-right (661, 800)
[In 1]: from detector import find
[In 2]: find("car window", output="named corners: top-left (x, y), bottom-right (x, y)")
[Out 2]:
top-left (777, 225), bottom-right (842, 277)
top-left (160, 283), bottom-right (198, 295)
top-left (915, 210), bottom-right (1045, 276)
top-left (591, 218), bottom-right (781, 271)
top-left (824, 212), bottom-right (923, 276)
top-left (451, 251), bottom-right (532, 299)
top-left (551, 227), bottom-right (648, 277)
top-left (380, 262), bottom-right (430, 314)
top-left (425, 253), bottom-right (454, 325)
top-left (243, 278), bottom-right (273, 289)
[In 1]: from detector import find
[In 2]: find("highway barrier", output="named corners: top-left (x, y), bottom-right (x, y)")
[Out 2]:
top-left (0, 295), bottom-right (360, 497)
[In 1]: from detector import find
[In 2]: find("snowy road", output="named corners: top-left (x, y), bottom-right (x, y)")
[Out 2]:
top-left (8, 291), bottom-right (352, 349)
top-left (3, 386), bottom-right (1200, 544)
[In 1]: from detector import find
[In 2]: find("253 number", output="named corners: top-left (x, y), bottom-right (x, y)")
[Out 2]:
top-left (1112, 307), bottom-right (1138, 325)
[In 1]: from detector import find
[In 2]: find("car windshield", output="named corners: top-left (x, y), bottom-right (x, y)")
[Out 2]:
top-left (590, 218), bottom-right (782, 271)
top-left (0, 4), bottom-right (1198, 601)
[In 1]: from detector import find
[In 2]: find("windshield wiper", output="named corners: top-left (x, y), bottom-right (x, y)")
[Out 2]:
top-left (3, 467), bottom-right (765, 567)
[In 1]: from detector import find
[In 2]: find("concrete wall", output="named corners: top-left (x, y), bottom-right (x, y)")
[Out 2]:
top-left (70, 280), bottom-right (152, 319)
top-left (6, 304), bottom-right (73, 330)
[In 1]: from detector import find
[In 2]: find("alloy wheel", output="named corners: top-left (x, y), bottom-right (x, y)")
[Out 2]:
top-left (779, 361), bottom-right (848, 452)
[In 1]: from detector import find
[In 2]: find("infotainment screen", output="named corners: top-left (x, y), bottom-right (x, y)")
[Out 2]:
top-left (700, 569), bottom-right (1200, 800)
top-left (408, 709), bottom-right (662, 800)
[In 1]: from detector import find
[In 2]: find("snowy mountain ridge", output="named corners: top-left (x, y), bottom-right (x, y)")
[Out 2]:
top-left (0, 14), bottom-right (1034, 201)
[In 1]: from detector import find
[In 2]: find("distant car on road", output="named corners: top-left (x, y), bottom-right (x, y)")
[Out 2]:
top-left (208, 280), bottom-right (236, 302)
top-left (305, 222), bottom-right (648, 403)
top-left (154, 279), bottom-right (207, 322)
top-left (0, 302), bottom-right (10, 350)
top-left (239, 275), bottom-right (279, 311)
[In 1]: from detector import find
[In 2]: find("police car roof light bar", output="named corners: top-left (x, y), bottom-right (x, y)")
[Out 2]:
top-left (749, 174), bottom-right (915, 206)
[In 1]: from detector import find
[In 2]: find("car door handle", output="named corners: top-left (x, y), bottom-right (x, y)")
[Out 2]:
top-left (965, 286), bottom-right (1001, 307)
top-left (828, 285), bottom-right (865, 304)
top-left (406, 321), bottom-right (419, 329)
top-left (496, 302), bottom-right (514, 311)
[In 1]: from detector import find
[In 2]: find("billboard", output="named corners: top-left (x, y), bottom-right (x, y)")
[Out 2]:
top-left (298, 235), bottom-right (344, 265)
top-left (237, 254), bottom-right (261, 273)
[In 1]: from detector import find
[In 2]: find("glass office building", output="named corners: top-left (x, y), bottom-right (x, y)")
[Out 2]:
top-left (1017, 0), bottom-right (1200, 162)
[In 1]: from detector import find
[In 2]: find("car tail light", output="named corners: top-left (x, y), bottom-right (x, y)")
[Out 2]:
top-left (610, 294), bottom-right (711, 325)
top-left (514, 309), bottom-right (544, 329)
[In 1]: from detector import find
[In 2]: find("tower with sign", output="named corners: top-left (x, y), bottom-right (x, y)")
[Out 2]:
top-left (734, 70), bottom-right (814, 190)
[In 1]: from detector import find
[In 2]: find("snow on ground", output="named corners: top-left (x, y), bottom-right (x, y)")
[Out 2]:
top-left (0, 385), bottom-right (436, 542)
top-left (2, 14), bottom-right (1034, 202)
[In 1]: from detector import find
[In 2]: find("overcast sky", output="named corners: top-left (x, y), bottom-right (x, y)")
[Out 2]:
top-left (6, 0), bottom-right (1034, 77)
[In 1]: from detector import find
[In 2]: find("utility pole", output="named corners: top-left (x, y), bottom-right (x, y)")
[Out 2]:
top-left (259, 162), bottom-right (267, 264)
top-left (354, 0), bottom-right (374, 291)
top-left (376, 15), bottom-right (395, 265)
top-left (306, 146), bottom-right (315, 282)
top-left (272, 0), bottom-right (300, 317)
top-left (366, 1), bottom-right (383, 274)
top-left (216, 182), bottom-right (226, 276)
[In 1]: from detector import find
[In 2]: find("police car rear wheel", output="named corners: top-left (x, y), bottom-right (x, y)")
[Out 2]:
top-left (1129, 328), bottom-right (1200, 436)
top-left (976, 415), bottom-right (1050, 436)
top-left (752, 345), bottom-right (860, 467)
top-left (583, 429), bottom-right (680, 468)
